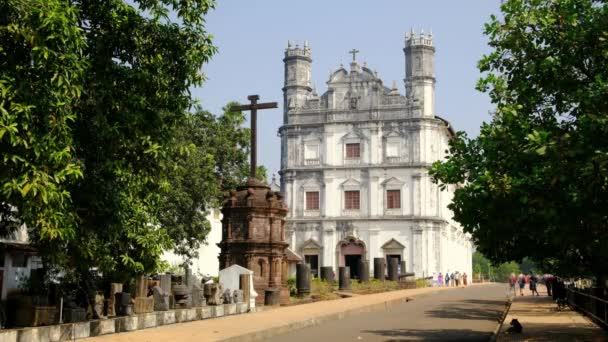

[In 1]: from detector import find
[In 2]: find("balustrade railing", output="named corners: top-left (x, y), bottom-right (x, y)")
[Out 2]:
top-left (567, 287), bottom-right (608, 329)
top-left (304, 159), bottom-right (320, 166)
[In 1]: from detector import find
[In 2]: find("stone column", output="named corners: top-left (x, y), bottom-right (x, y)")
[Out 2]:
top-left (358, 259), bottom-right (370, 283)
top-left (400, 260), bottom-right (407, 275)
top-left (374, 258), bottom-right (385, 281)
top-left (338, 266), bottom-right (350, 290)
top-left (388, 257), bottom-right (399, 281)
top-left (296, 264), bottom-right (311, 297)
top-left (320, 266), bottom-right (334, 285)
top-left (264, 288), bottom-right (280, 306)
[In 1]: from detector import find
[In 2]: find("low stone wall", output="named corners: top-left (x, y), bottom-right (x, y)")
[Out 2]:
top-left (0, 302), bottom-right (249, 342)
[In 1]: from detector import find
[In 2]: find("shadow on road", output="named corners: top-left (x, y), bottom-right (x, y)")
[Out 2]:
top-left (425, 298), bottom-right (507, 322)
top-left (362, 328), bottom-right (492, 341)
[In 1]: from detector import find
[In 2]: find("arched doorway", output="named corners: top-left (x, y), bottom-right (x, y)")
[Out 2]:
top-left (337, 236), bottom-right (366, 279)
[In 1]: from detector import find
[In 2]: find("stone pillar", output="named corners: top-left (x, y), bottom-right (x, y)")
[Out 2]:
top-left (320, 266), bottom-right (334, 285)
top-left (374, 258), bottom-right (385, 281)
top-left (239, 274), bottom-right (251, 309)
top-left (296, 264), bottom-right (311, 297)
top-left (107, 283), bottom-right (122, 317)
top-left (400, 260), bottom-right (407, 275)
top-left (264, 288), bottom-right (280, 306)
top-left (134, 275), bottom-right (147, 298)
top-left (388, 258), bottom-right (399, 281)
top-left (358, 260), bottom-right (369, 283)
top-left (159, 274), bottom-right (171, 294)
top-left (338, 266), bottom-right (350, 290)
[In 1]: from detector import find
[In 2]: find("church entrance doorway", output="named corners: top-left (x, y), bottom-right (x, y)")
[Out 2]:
top-left (339, 238), bottom-right (365, 280)
top-left (344, 254), bottom-right (361, 279)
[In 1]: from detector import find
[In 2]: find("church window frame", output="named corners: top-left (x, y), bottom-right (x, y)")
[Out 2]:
top-left (344, 190), bottom-right (360, 210)
top-left (300, 177), bottom-right (323, 217)
top-left (383, 131), bottom-right (402, 163)
top-left (386, 189), bottom-right (401, 209)
top-left (382, 177), bottom-right (405, 215)
top-left (345, 143), bottom-right (360, 159)
top-left (305, 191), bottom-right (320, 210)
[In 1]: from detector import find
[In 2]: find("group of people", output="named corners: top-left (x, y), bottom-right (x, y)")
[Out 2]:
top-left (508, 272), bottom-right (541, 296)
top-left (436, 271), bottom-right (468, 287)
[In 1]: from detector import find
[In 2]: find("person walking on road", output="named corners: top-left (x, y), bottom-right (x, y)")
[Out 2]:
top-left (450, 272), bottom-right (456, 287)
top-left (463, 272), bottom-right (468, 286)
top-left (437, 272), bottom-right (443, 287)
top-left (529, 272), bottom-right (540, 296)
top-left (518, 272), bottom-right (526, 296)
top-left (445, 271), bottom-right (450, 287)
top-left (509, 273), bottom-right (517, 296)
top-left (455, 271), bottom-right (461, 287)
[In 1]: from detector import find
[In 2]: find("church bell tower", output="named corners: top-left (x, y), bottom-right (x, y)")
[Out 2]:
top-left (282, 40), bottom-right (312, 123)
top-left (404, 29), bottom-right (436, 117)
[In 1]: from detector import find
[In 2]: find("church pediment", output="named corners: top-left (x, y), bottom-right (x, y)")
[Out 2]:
top-left (341, 130), bottom-right (366, 142)
top-left (300, 176), bottom-right (323, 190)
top-left (381, 177), bottom-right (404, 187)
top-left (341, 178), bottom-right (361, 187)
top-left (381, 238), bottom-right (405, 250)
top-left (301, 238), bottom-right (322, 251)
top-left (383, 130), bottom-right (402, 139)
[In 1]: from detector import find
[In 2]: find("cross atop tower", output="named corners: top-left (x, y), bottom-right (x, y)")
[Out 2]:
top-left (349, 48), bottom-right (359, 62)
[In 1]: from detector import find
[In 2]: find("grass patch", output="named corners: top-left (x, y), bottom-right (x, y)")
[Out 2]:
top-left (415, 278), bottom-right (429, 288)
top-left (350, 279), bottom-right (399, 294)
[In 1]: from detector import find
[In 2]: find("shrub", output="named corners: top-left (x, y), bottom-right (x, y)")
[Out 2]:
top-left (287, 276), bottom-right (297, 296)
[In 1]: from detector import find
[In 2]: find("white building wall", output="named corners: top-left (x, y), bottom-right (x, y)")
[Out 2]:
top-left (163, 209), bottom-right (223, 276)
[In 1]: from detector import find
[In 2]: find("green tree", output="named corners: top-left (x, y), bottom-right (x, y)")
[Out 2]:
top-left (1, 0), bottom-right (217, 280)
top-left (160, 103), bottom-right (267, 260)
top-left (1, 0), bottom-right (86, 242)
top-left (431, 0), bottom-right (608, 281)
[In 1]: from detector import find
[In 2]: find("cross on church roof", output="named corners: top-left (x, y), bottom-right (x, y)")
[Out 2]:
top-left (349, 48), bottom-right (359, 62)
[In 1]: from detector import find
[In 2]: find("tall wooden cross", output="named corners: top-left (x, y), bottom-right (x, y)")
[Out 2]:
top-left (349, 48), bottom-right (359, 62)
top-left (231, 95), bottom-right (278, 179)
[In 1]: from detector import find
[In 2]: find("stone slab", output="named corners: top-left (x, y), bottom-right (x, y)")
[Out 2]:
top-left (90, 319), bottom-right (115, 336)
top-left (236, 302), bottom-right (247, 314)
top-left (73, 322), bottom-right (90, 339)
top-left (49, 324), bottom-right (72, 342)
top-left (186, 308), bottom-right (197, 321)
top-left (162, 311), bottom-right (176, 325)
top-left (142, 313), bottom-right (157, 328)
top-left (16, 328), bottom-right (37, 342)
top-left (200, 306), bottom-right (212, 319)
top-left (175, 309), bottom-right (186, 323)
top-left (224, 303), bottom-right (237, 315)
top-left (116, 316), bottom-right (138, 332)
top-left (0, 330), bottom-right (17, 342)
top-left (212, 305), bottom-right (224, 318)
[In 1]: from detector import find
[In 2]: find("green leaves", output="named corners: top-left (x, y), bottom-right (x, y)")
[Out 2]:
top-left (1, 0), bottom-right (217, 280)
top-left (432, 0), bottom-right (608, 279)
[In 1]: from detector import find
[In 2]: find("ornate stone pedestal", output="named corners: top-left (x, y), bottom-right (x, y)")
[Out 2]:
top-left (219, 178), bottom-right (290, 305)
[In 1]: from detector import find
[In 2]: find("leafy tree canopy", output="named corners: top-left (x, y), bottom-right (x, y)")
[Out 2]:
top-left (431, 0), bottom-right (608, 280)
top-left (1, 0), bottom-right (219, 280)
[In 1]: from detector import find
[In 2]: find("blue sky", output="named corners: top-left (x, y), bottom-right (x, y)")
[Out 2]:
top-left (193, 1), bottom-right (502, 177)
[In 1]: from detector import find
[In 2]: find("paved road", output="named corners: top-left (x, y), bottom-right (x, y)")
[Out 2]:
top-left (266, 283), bottom-right (508, 342)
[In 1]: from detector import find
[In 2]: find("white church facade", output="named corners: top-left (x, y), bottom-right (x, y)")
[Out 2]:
top-left (279, 31), bottom-right (473, 279)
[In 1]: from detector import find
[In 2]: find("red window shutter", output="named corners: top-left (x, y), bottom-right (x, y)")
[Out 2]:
top-left (345, 191), bottom-right (360, 210)
top-left (387, 190), bottom-right (401, 209)
top-left (346, 143), bottom-right (360, 158)
top-left (306, 192), bottom-right (319, 210)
